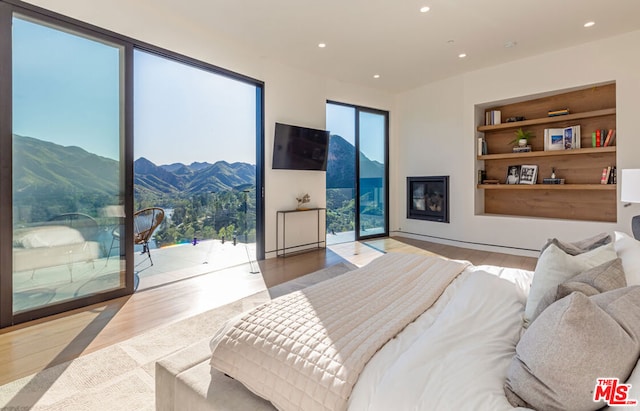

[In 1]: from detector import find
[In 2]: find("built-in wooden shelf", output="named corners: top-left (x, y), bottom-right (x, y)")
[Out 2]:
top-left (476, 83), bottom-right (617, 222)
top-left (478, 146), bottom-right (616, 160)
top-left (477, 184), bottom-right (616, 190)
top-left (477, 108), bottom-right (616, 132)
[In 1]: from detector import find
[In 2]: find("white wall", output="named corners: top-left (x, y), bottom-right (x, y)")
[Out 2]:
top-left (393, 30), bottom-right (640, 256)
top-left (23, 0), bottom-right (394, 258)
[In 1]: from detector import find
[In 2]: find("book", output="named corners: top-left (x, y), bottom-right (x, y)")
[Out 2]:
top-left (596, 129), bottom-right (602, 147)
top-left (512, 145), bottom-right (532, 153)
top-left (542, 178), bottom-right (565, 184)
top-left (601, 166), bottom-right (611, 184)
top-left (609, 166), bottom-right (617, 184)
top-left (592, 132), bottom-right (596, 147)
top-left (548, 108), bottom-right (570, 117)
top-left (603, 129), bottom-right (613, 146)
top-left (603, 129), bottom-right (616, 147)
top-left (609, 129), bottom-right (617, 146)
top-left (492, 110), bottom-right (501, 125)
top-left (485, 110), bottom-right (502, 125)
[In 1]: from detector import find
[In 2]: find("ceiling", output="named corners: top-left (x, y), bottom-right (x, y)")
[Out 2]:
top-left (153, 0), bottom-right (640, 93)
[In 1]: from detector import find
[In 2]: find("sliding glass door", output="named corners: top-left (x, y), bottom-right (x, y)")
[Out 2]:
top-left (8, 13), bottom-right (128, 318)
top-left (0, 2), bottom-right (264, 327)
top-left (326, 102), bottom-right (388, 243)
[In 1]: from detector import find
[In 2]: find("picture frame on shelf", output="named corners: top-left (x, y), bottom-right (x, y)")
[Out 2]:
top-left (519, 165), bottom-right (538, 184)
top-left (545, 128), bottom-right (565, 151)
top-left (506, 165), bottom-right (521, 184)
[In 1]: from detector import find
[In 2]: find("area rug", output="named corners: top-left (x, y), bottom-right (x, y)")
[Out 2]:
top-left (0, 262), bottom-right (356, 411)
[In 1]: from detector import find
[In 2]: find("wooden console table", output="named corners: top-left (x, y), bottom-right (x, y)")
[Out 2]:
top-left (276, 208), bottom-right (326, 257)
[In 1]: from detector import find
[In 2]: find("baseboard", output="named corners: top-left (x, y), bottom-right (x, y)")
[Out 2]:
top-left (390, 230), bottom-right (540, 258)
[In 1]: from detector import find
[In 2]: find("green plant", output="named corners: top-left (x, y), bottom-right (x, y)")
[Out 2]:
top-left (508, 128), bottom-right (535, 146)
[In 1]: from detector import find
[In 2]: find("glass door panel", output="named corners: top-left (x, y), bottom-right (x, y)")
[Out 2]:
top-left (325, 103), bottom-right (356, 244)
top-left (357, 111), bottom-right (387, 238)
top-left (326, 102), bottom-right (388, 243)
top-left (133, 50), bottom-right (259, 289)
top-left (12, 15), bottom-right (126, 313)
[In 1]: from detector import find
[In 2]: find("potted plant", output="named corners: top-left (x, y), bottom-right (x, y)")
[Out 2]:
top-left (509, 128), bottom-right (534, 147)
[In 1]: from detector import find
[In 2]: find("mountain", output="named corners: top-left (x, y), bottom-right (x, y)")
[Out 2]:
top-left (134, 158), bottom-right (255, 196)
top-left (13, 134), bottom-right (120, 199)
top-left (326, 135), bottom-right (384, 188)
top-left (12, 134), bottom-right (255, 205)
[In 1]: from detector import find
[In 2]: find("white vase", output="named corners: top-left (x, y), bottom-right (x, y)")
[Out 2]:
top-left (518, 138), bottom-right (528, 147)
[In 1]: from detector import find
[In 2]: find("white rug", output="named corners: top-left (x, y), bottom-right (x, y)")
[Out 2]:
top-left (0, 262), bottom-right (355, 411)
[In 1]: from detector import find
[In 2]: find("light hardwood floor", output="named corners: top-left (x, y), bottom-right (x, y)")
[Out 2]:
top-left (0, 236), bottom-right (537, 385)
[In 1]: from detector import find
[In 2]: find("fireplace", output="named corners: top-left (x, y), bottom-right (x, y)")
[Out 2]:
top-left (407, 176), bottom-right (449, 223)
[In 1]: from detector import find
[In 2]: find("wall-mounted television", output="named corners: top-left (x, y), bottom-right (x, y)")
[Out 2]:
top-left (272, 122), bottom-right (330, 171)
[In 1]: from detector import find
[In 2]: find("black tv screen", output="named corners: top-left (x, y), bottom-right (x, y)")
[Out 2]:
top-left (272, 122), bottom-right (329, 171)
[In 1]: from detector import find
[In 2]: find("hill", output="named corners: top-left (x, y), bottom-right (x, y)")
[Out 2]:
top-left (326, 134), bottom-right (384, 188)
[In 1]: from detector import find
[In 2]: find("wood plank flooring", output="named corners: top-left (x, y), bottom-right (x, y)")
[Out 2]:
top-left (0, 236), bottom-right (537, 385)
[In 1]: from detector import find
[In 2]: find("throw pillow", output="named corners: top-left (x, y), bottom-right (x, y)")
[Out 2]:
top-left (614, 231), bottom-right (640, 286)
top-left (505, 286), bottom-right (640, 411)
top-left (531, 258), bottom-right (626, 321)
top-left (524, 242), bottom-right (617, 326)
top-left (540, 232), bottom-right (612, 256)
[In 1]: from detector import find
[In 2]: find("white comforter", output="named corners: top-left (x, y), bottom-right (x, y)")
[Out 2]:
top-left (349, 264), bottom-right (535, 411)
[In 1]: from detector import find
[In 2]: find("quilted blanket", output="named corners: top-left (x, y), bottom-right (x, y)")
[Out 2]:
top-left (210, 253), bottom-right (469, 411)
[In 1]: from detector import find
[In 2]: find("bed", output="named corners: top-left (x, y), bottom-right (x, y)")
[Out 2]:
top-left (156, 231), bottom-right (640, 411)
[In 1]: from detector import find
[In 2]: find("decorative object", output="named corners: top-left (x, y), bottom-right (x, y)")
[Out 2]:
top-left (621, 169), bottom-right (640, 240)
top-left (519, 165), bottom-right (538, 184)
top-left (407, 176), bottom-right (449, 223)
top-left (508, 128), bottom-right (534, 147)
top-left (296, 193), bottom-right (310, 210)
top-left (542, 167), bottom-right (565, 184)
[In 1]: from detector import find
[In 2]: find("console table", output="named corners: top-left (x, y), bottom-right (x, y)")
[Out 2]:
top-left (276, 208), bottom-right (326, 257)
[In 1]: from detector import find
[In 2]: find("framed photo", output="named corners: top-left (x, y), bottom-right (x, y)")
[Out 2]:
top-left (519, 165), bottom-right (538, 184)
top-left (505, 165), bottom-right (521, 184)
top-left (545, 128), bottom-right (565, 151)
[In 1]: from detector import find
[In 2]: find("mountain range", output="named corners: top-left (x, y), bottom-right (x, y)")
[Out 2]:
top-left (134, 157), bottom-right (255, 195)
top-left (12, 134), bottom-right (379, 201)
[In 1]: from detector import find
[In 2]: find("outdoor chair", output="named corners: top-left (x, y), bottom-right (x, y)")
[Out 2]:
top-left (134, 207), bottom-right (165, 266)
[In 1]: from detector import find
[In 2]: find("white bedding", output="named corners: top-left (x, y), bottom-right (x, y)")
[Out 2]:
top-left (349, 264), bottom-right (534, 411)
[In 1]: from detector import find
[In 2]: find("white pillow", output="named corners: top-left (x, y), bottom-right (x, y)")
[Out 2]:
top-left (614, 231), bottom-right (640, 286)
top-left (524, 242), bottom-right (617, 325)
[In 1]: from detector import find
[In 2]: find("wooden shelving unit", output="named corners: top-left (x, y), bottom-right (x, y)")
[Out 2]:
top-left (476, 83), bottom-right (617, 222)
top-left (477, 108), bottom-right (616, 132)
top-left (477, 184), bottom-right (616, 191)
top-left (478, 146), bottom-right (616, 161)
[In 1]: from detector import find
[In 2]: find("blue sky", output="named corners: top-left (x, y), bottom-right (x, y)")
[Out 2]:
top-left (13, 16), bottom-right (382, 167)
top-left (326, 103), bottom-right (385, 163)
top-left (133, 50), bottom-right (256, 165)
top-left (12, 16), bottom-right (257, 165)
top-left (12, 17), bottom-right (122, 160)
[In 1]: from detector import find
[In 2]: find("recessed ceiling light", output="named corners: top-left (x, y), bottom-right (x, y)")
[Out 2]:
top-left (458, 53), bottom-right (467, 58)
top-left (420, 6), bottom-right (430, 13)
top-left (504, 41), bottom-right (517, 48)
top-left (584, 21), bottom-right (595, 28)
top-left (373, 74), bottom-right (381, 79)
top-left (318, 43), bottom-right (326, 48)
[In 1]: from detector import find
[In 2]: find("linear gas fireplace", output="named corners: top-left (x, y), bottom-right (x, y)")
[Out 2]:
top-left (407, 176), bottom-right (449, 223)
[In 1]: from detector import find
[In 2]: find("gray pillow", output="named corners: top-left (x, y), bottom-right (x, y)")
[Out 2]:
top-left (531, 258), bottom-right (626, 321)
top-left (540, 232), bottom-right (612, 256)
top-left (505, 286), bottom-right (640, 411)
